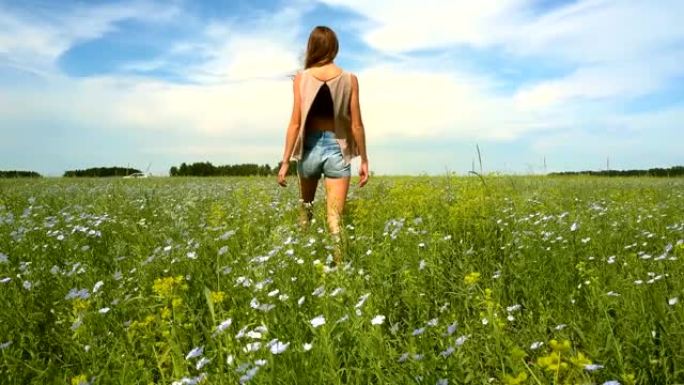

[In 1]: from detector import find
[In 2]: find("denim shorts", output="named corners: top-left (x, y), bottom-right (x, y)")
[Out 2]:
top-left (297, 130), bottom-right (351, 179)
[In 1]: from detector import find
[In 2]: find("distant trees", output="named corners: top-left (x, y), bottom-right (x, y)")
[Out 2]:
top-left (169, 161), bottom-right (297, 177)
top-left (550, 166), bottom-right (684, 177)
top-left (0, 170), bottom-right (41, 178)
top-left (63, 167), bottom-right (141, 177)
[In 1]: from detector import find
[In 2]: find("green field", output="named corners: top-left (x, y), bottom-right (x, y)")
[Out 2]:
top-left (1, 176), bottom-right (683, 384)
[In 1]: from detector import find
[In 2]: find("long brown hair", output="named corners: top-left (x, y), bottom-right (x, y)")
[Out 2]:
top-left (305, 26), bottom-right (339, 69)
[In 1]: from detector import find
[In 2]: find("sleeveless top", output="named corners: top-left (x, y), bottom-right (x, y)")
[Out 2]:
top-left (290, 68), bottom-right (360, 167)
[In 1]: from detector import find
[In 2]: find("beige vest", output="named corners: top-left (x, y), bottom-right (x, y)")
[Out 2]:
top-left (290, 68), bottom-right (360, 166)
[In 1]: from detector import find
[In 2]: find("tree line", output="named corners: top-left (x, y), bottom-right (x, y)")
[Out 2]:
top-left (63, 167), bottom-right (142, 177)
top-left (0, 170), bottom-right (41, 178)
top-left (169, 161), bottom-right (297, 177)
top-left (550, 166), bottom-right (684, 177)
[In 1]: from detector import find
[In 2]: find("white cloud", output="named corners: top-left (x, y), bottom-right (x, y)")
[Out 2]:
top-left (0, 1), bottom-right (180, 75)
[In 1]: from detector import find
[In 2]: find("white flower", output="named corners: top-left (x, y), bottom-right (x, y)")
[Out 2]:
top-left (506, 304), bottom-right (521, 312)
top-left (196, 357), bottom-right (210, 370)
top-left (602, 381), bottom-right (621, 385)
top-left (297, 296), bottom-right (306, 306)
top-left (584, 364), bottom-right (604, 371)
top-left (312, 286), bottom-right (325, 297)
top-left (436, 379), bottom-right (448, 385)
top-left (23, 280), bottom-right (32, 290)
top-left (267, 289), bottom-right (279, 297)
top-left (371, 315), bottom-right (386, 325)
top-left (226, 354), bottom-right (234, 365)
top-left (310, 315), bottom-right (326, 328)
top-left (668, 297), bottom-right (679, 306)
top-left (92, 281), bottom-right (104, 293)
top-left (303, 342), bottom-right (313, 351)
top-left (0, 341), bottom-right (12, 350)
top-left (246, 331), bottom-right (262, 339)
top-left (419, 260), bottom-right (426, 270)
top-left (398, 352), bottom-right (409, 363)
top-left (0, 277), bottom-right (11, 284)
top-left (606, 291), bottom-right (620, 297)
top-left (412, 327), bottom-right (425, 336)
top-left (98, 307), bottom-right (110, 314)
top-left (243, 342), bottom-right (261, 353)
top-left (186, 251), bottom-right (197, 259)
top-left (426, 318), bottom-right (438, 327)
top-left (530, 341), bottom-right (544, 350)
top-left (554, 324), bottom-right (567, 331)
top-left (481, 318), bottom-right (489, 325)
top-left (185, 346), bottom-right (204, 360)
top-left (214, 319), bottom-right (233, 335)
top-left (330, 287), bottom-right (344, 297)
top-left (255, 359), bottom-right (267, 366)
top-left (440, 346), bottom-right (455, 358)
top-left (455, 335), bottom-right (469, 346)
top-left (269, 340), bottom-right (289, 354)
top-left (355, 293), bottom-right (370, 309)
top-left (570, 222), bottom-right (578, 231)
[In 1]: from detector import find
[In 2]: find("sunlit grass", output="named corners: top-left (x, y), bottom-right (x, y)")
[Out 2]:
top-left (0, 175), bottom-right (682, 384)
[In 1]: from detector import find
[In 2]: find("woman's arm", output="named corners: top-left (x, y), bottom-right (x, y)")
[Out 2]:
top-left (278, 73), bottom-right (302, 187)
top-left (350, 74), bottom-right (369, 187)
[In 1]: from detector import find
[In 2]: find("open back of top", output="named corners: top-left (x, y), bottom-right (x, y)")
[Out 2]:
top-left (305, 82), bottom-right (334, 124)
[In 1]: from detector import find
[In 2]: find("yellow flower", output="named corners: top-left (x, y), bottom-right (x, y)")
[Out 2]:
top-left (537, 352), bottom-right (568, 372)
top-left (503, 371), bottom-right (528, 385)
top-left (72, 299), bottom-right (89, 314)
top-left (550, 339), bottom-right (571, 352)
top-left (464, 272), bottom-right (481, 285)
top-left (160, 307), bottom-right (172, 320)
top-left (210, 291), bottom-right (226, 304)
top-left (153, 275), bottom-right (187, 298)
top-left (172, 297), bottom-right (183, 308)
top-left (71, 374), bottom-right (88, 385)
top-left (570, 352), bottom-right (592, 367)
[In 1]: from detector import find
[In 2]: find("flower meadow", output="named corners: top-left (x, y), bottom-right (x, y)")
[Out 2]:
top-left (0, 175), bottom-right (683, 385)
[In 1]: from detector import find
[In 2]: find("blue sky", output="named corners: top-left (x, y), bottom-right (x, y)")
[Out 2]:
top-left (1, 0), bottom-right (682, 176)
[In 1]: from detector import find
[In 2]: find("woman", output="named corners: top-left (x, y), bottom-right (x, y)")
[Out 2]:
top-left (277, 26), bottom-right (368, 262)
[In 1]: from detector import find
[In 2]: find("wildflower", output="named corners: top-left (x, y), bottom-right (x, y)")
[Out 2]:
top-left (570, 222), bottom-right (578, 231)
top-left (502, 372), bottom-right (528, 385)
top-left (187, 251), bottom-right (197, 259)
top-left (226, 355), bottom-right (234, 365)
top-left (303, 342), bottom-right (313, 351)
top-left (312, 286), bottom-right (325, 297)
top-left (550, 339), bottom-right (571, 352)
top-left (584, 364), bottom-right (604, 371)
top-left (336, 314), bottom-right (349, 324)
top-left (310, 315), bottom-right (325, 328)
top-left (0, 277), bottom-right (10, 283)
top-left (436, 379), bottom-right (448, 385)
top-left (464, 272), bottom-right (480, 285)
top-left (570, 352), bottom-right (592, 367)
top-left (455, 335), bottom-right (469, 346)
top-left (419, 260), bottom-right (426, 270)
top-left (269, 340), bottom-right (289, 354)
top-left (214, 319), bottom-right (233, 336)
top-left (23, 280), bottom-right (32, 290)
top-left (668, 297), bottom-right (679, 306)
top-left (243, 342), bottom-right (261, 353)
top-left (196, 357), bottom-right (211, 370)
top-left (0, 341), bottom-right (12, 350)
top-left (445, 322), bottom-right (457, 336)
top-left (297, 296), bottom-right (305, 306)
top-left (0, 252), bottom-right (7, 263)
top-left (602, 381), bottom-right (620, 385)
top-left (355, 293), bottom-right (370, 309)
top-left (210, 291), bottom-right (226, 304)
top-left (607, 291), bottom-right (620, 297)
top-left (98, 307), bottom-right (110, 314)
top-left (371, 315), bottom-right (386, 325)
top-left (330, 287), bottom-right (344, 297)
top-left (426, 318), bottom-right (438, 327)
top-left (171, 373), bottom-right (207, 385)
top-left (246, 331), bottom-right (262, 339)
top-left (440, 346), bottom-right (455, 358)
top-left (398, 352), bottom-right (409, 363)
top-left (267, 289), bottom-right (279, 297)
top-left (530, 341), bottom-right (544, 350)
top-left (185, 346), bottom-right (204, 360)
top-left (412, 327), bottom-right (425, 336)
top-left (71, 374), bottom-right (90, 385)
top-left (65, 288), bottom-right (90, 300)
top-left (506, 304), bottom-right (521, 312)
top-left (92, 281), bottom-right (104, 293)
top-left (554, 323), bottom-right (567, 331)
top-left (481, 318), bottom-right (489, 325)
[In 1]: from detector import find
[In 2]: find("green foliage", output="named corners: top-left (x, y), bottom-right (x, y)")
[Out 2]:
top-left (0, 175), bottom-right (682, 384)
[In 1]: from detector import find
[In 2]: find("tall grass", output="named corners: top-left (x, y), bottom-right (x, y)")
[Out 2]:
top-left (0, 175), bottom-right (682, 384)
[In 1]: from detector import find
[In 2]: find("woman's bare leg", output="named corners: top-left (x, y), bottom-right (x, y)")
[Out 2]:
top-left (324, 176), bottom-right (350, 264)
top-left (298, 176), bottom-right (319, 229)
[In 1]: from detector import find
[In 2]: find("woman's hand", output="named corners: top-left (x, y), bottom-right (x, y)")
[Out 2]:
top-left (358, 160), bottom-right (369, 187)
top-left (277, 162), bottom-right (289, 187)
